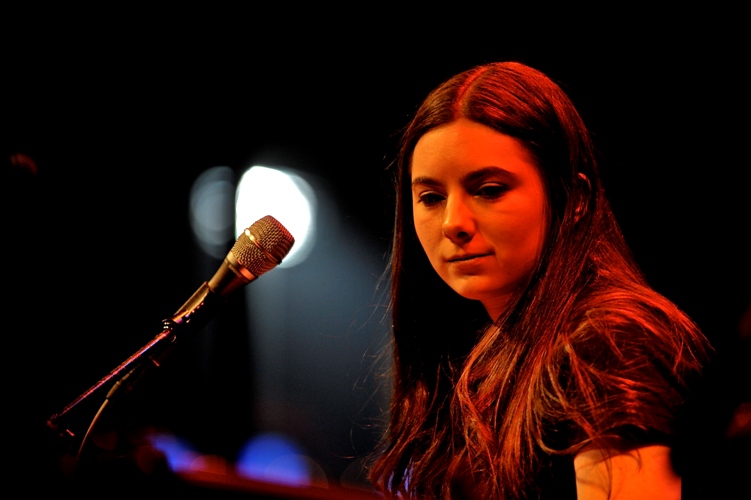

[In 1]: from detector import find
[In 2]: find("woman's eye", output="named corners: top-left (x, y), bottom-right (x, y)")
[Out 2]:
top-left (416, 192), bottom-right (444, 206)
top-left (475, 184), bottom-right (508, 199)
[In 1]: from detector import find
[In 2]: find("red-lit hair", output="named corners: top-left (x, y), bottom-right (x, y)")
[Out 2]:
top-left (369, 61), bottom-right (711, 499)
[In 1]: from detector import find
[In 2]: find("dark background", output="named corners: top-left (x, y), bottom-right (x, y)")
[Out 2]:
top-left (4, 10), bottom-right (749, 496)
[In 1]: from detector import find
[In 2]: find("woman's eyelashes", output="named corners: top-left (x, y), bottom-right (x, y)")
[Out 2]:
top-left (415, 191), bottom-right (444, 207)
top-left (415, 183), bottom-right (510, 207)
top-left (474, 183), bottom-right (509, 200)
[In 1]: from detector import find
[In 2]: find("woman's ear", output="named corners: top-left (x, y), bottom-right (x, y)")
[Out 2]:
top-left (574, 172), bottom-right (591, 222)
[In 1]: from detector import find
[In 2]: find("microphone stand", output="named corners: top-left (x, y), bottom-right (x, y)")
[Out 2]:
top-left (47, 215), bottom-right (294, 488)
top-left (47, 282), bottom-right (222, 466)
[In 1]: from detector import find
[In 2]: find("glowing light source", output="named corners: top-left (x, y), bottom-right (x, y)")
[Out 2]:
top-left (235, 166), bottom-right (316, 268)
top-left (147, 431), bottom-right (200, 473)
top-left (189, 166), bottom-right (236, 260)
top-left (235, 432), bottom-right (321, 487)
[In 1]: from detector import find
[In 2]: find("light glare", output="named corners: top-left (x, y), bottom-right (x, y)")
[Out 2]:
top-left (235, 166), bottom-right (316, 267)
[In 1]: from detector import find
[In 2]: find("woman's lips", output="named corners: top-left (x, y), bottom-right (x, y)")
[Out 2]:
top-left (448, 253), bottom-right (489, 262)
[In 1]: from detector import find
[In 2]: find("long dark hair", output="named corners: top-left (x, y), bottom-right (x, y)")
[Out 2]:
top-left (369, 61), bottom-right (711, 498)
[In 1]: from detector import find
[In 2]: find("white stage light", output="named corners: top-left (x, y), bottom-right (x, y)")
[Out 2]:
top-left (235, 166), bottom-right (316, 268)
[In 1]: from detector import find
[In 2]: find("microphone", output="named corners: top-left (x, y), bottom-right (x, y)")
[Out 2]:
top-left (169, 214), bottom-right (295, 328)
top-left (47, 215), bottom-right (294, 437)
top-left (211, 214), bottom-right (295, 295)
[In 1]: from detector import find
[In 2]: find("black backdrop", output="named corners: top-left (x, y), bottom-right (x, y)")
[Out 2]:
top-left (4, 10), bottom-right (749, 497)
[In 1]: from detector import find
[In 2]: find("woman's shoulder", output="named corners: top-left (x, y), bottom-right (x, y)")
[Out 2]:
top-left (557, 288), bottom-right (712, 411)
top-left (555, 285), bottom-right (712, 402)
top-left (570, 284), bottom-right (711, 358)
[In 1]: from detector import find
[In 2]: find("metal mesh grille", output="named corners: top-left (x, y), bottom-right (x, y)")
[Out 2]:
top-left (231, 215), bottom-right (295, 277)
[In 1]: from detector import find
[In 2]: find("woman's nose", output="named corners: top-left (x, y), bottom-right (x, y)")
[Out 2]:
top-left (442, 196), bottom-right (474, 243)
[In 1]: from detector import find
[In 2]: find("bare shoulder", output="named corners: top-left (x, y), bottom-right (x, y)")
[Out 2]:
top-left (574, 444), bottom-right (681, 500)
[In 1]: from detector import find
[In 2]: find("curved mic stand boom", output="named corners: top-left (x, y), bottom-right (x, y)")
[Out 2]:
top-left (47, 283), bottom-right (222, 462)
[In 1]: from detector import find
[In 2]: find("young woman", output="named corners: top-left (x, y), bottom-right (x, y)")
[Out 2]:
top-left (368, 61), bottom-right (713, 499)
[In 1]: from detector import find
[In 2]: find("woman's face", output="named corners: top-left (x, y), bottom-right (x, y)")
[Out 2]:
top-left (411, 118), bottom-right (548, 320)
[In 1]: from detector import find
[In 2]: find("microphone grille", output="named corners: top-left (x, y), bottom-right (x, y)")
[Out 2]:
top-left (232, 215), bottom-right (295, 277)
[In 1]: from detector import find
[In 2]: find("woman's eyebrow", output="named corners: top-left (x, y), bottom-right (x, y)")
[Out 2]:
top-left (413, 166), bottom-right (515, 187)
top-left (411, 175), bottom-right (441, 187)
top-left (463, 166), bottom-right (515, 184)
top-left (412, 166), bottom-right (518, 190)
